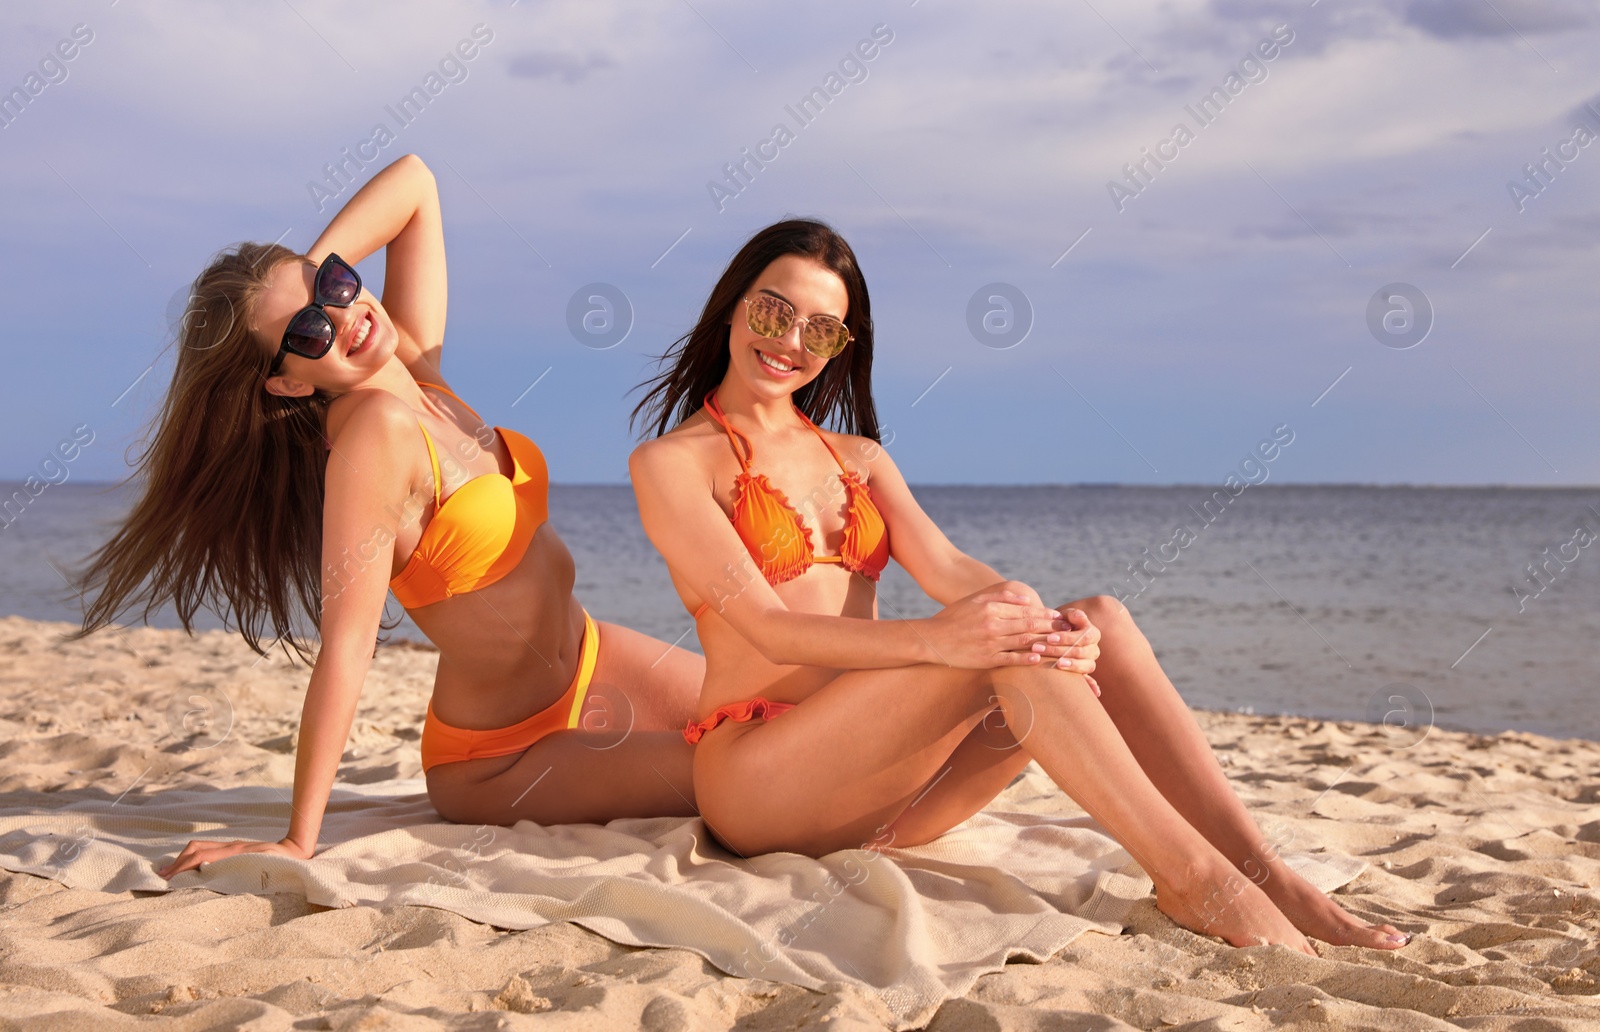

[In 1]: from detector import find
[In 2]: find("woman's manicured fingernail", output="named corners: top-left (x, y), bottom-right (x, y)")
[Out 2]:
top-left (1388, 933), bottom-right (1409, 944)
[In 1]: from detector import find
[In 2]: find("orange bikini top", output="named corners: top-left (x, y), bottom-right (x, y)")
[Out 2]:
top-left (388, 383), bottom-right (550, 609)
top-left (693, 390), bottom-right (889, 618)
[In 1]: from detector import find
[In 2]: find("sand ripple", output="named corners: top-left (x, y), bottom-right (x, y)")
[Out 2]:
top-left (0, 616), bottom-right (1596, 1029)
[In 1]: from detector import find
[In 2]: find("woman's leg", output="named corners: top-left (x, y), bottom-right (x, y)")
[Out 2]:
top-left (425, 621), bottom-right (704, 825)
top-left (870, 705), bottom-right (1033, 849)
top-left (1066, 594), bottom-right (1410, 949)
top-left (580, 619), bottom-right (703, 732)
top-left (695, 660), bottom-right (1315, 954)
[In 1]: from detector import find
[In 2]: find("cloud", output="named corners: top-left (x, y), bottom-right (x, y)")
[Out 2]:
top-left (506, 50), bottom-right (616, 83)
top-left (4, 0), bottom-right (1600, 484)
top-left (1402, 0), bottom-right (1591, 39)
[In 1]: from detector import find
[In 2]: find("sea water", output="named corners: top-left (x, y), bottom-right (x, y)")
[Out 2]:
top-left (4, 482), bottom-right (1595, 741)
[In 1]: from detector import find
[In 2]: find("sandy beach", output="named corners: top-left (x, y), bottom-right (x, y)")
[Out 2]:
top-left (0, 613), bottom-right (1596, 1030)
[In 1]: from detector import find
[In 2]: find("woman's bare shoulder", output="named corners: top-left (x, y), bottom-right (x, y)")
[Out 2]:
top-left (325, 389), bottom-right (422, 451)
top-left (630, 410), bottom-right (721, 471)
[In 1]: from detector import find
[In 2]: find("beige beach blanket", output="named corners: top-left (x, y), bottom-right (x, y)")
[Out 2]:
top-left (0, 778), bottom-right (1365, 1028)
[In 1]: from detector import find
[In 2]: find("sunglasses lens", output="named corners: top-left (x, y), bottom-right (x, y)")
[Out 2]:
top-left (745, 295), bottom-right (793, 338)
top-left (802, 317), bottom-right (850, 358)
top-left (318, 260), bottom-right (360, 306)
top-left (284, 308), bottom-right (335, 358)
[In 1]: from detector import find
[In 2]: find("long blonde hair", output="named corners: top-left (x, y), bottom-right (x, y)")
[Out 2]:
top-left (74, 242), bottom-right (330, 659)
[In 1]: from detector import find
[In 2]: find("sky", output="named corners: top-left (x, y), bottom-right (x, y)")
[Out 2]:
top-left (1, 0), bottom-right (1596, 486)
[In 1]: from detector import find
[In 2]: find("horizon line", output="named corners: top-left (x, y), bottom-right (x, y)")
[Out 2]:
top-left (9, 479), bottom-right (1598, 491)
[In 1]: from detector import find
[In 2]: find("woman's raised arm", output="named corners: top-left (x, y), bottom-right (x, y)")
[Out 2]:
top-left (306, 154), bottom-right (447, 384)
top-left (629, 436), bottom-right (1068, 672)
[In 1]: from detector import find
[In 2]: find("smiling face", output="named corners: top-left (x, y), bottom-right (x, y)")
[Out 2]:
top-left (726, 254), bottom-right (850, 402)
top-left (251, 258), bottom-right (397, 396)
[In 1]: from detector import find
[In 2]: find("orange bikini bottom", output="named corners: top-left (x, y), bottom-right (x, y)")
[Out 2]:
top-left (683, 697), bottom-right (796, 745)
top-left (420, 609), bottom-right (600, 773)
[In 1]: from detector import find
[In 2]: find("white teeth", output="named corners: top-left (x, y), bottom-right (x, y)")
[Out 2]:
top-left (351, 314), bottom-right (371, 352)
top-left (758, 350), bottom-right (794, 372)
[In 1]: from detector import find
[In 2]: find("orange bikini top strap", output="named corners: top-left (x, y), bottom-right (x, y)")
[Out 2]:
top-left (416, 422), bottom-right (444, 507)
top-left (417, 381), bottom-right (485, 423)
top-left (790, 404), bottom-right (850, 473)
top-left (702, 391), bottom-right (754, 472)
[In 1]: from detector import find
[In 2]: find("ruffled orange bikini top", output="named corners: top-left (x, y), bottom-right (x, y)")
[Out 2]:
top-left (389, 383), bottom-right (550, 609)
top-left (693, 390), bottom-right (889, 618)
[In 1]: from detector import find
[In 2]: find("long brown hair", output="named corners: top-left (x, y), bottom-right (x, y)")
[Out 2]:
top-left (632, 219), bottom-right (880, 440)
top-left (73, 242), bottom-right (331, 659)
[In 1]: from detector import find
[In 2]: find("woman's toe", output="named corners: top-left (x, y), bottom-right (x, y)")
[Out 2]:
top-left (1354, 922), bottom-right (1410, 948)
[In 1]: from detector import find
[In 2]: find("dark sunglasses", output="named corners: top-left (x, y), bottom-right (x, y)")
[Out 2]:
top-left (742, 294), bottom-right (853, 359)
top-left (269, 253), bottom-right (362, 375)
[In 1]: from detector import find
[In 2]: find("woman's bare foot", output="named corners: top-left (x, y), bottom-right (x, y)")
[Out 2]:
top-left (1258, 865), bottom-right (1412, 949)
top-left (1154, 863), bottom-right (1317, 956)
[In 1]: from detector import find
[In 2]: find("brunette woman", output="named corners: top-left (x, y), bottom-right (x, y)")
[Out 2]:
top-left (628, 219), bottom-right (1412, 954)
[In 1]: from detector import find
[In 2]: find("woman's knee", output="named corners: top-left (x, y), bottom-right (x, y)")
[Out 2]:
top-left (1063, 594), bottom-right (1135, 630)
